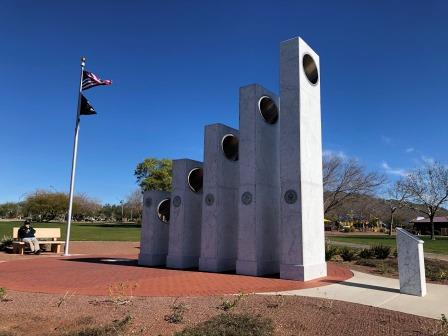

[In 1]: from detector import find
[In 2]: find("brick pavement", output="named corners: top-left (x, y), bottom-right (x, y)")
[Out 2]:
top-left (0, 255), bottom-right (352, 297)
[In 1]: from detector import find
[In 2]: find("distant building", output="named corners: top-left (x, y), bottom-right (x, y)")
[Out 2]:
top-left (410, 216), bottom-right (448, 236)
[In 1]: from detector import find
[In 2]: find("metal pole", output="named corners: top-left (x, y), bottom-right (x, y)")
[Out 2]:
top-left (64, 57), bottom-right (85, 256)
top-left (390, 208), bottom-right (395, 236)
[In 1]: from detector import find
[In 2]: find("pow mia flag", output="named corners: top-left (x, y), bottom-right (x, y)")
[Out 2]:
top-left (80, 94), bottom-right (96, 115)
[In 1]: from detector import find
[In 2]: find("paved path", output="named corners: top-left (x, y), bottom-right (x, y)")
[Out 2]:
top-left (0, 255), bottom-right (352, 297)
top-left (264, 271), bottom-right (448, 319)
top-left (329, 240), bottom-right (448, 261)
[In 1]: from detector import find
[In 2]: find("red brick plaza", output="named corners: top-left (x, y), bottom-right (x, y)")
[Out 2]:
top-left (0, 247), bottom-right (352, 297)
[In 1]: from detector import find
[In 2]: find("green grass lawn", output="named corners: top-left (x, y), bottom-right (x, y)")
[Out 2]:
top-left (328, 234), bottom-right (448, 255)
top-left (0, 220), bottom-right (141, 242)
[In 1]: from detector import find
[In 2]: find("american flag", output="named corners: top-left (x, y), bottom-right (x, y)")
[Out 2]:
top-left (82, 70), bottom-right (112, 91)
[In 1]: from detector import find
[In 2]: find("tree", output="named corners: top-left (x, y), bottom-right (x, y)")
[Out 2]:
top-left (100, 203), bottom-right (121, 221)
top-left (22, 190), bottom-right (67, 221)
top-left (398, 162), bottom-right (448, 240)
top-left (134, 158), bottom-right (172, 192)
top-left (323, 155), bottom-right (386, 215)
top-left (384, 181), bottom-right (408, 236)
top-left (21, 190), bottom-right (101, 221)
top-left (72, 193), bottom-right (102, 220)
top-left (0, 202), bottom-right (18, 219)
top-left (125, 189), bottom-right (143, 221)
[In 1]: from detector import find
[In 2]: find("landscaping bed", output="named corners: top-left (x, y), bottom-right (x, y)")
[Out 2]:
top-left (326, 243), bottom-right (448, 285)
top-left (0, 289), bottom-right (444, 336)
top-left (327, 234), bottom-right (448, 255)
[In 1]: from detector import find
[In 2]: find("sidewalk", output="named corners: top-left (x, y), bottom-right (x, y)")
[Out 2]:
top-left (329, 240), bottom-right (448, 262)
top-left (263, 271), bottom-right (448, 319)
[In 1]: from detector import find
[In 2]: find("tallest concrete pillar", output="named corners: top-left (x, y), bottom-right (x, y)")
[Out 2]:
top-left (279, 37), bottom-right (327, 281)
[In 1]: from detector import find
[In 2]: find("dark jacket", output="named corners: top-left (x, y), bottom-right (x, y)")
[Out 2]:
top-left (18, 226), bottom-right (36, 239)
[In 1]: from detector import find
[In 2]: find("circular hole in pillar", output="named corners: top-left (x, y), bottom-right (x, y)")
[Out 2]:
top-left (188, 168), bottom-right (203, 193)
top-left (221, 134), bottom-right (239, 161)
top-left (258, 96), bottom-right (279, 124)
top-left (157, 198), bottom-right (170, 223)
top-left (303, 54), bottom-right (319, 85)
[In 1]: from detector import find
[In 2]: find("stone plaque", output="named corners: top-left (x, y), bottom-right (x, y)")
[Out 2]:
top-left (284, 190), bottom-right (297, 204)
top-left (241, 191), bottom-right (253, 205)
top-left (205, 193), bottom-right (215, 206)
top-left (173, 195), bottom-right (182, 207)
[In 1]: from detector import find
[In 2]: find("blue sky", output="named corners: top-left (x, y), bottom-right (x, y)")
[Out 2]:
top-left (1, 1), bottom-right (447, 204)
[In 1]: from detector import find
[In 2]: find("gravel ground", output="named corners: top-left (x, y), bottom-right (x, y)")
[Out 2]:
top-left (0, 290), bottom-right (443, 336)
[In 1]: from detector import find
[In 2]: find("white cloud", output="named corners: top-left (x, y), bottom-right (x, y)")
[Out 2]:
top-left (405, 147), bottom-right (414, 153)
top-left (421, 155), bottom-right (435, 164)
top-left (323, 150), bottom-right (347, 159)
top-left (381, 161), bottom-right (408, 177)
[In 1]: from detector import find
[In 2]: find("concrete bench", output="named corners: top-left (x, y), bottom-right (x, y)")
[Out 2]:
top-left (12, 227), bottom-right (64, 255)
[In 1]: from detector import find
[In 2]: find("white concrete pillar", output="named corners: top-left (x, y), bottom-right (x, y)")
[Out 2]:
top-left (199, 124), bottom-right (240, 272)
top-left (397, 228), bottom-right (427, 296)
top-left (279, 37), bottom-right (327, 281)
top-left (236, 84), bottom-right (280, 276)
top-left (166, 159), bottom-right (203, 269)
top-left (138, 190), bottom-right (171, 266)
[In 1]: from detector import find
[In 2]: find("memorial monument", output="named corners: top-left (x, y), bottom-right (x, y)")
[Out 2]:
top-left (396, 228), bottom-right (427, 296)
top-left (199, 124), bottom-right (240, 272)
top-left (236, 84), bottom-right (280, 276)
top-left (279, 38), bottom-right (327, 280)
top-left (166, 159), bottom-right (203, 269)
top-left (138, 191), bottom-right (171, 266)
top-left (139, 36), bottom-right (327, 282)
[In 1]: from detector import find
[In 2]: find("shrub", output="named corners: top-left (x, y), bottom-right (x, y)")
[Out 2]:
top-left (66, 315), bottom-right (131, 336)
top-left (217, 293), bottom-right (245, 312)
top-left (371, 244), bottom-right (391, 259)
top-left (0, 288), bottom-right (7, 301)
top-left (377, 262), bottom-right (393, 274)
top-left (340, 247), bottom-right (357, 261)
top-left (425, 259), bottom-right (448, 281)
top-left (0, 235), bottom-right (13, 251)
top-left (108, 281), bottom-right (138, 305)
top-left (437, 314), bottom-right (448, 336)
top-left (356, 259), bottom-right (377, 267)
top-left (359, 248), bottom-right (374, 259)
top-left (165, 299), bottom-right (188, 324)
top-left (0, 332), bottom-right (14, 336)
top-left (325, 244), bottom-right (340, 261)
top-left (175, 313), bottom-right (274, 336)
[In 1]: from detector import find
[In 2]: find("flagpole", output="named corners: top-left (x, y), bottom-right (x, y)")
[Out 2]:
top-left (64, 56), bottom-right (85, 256)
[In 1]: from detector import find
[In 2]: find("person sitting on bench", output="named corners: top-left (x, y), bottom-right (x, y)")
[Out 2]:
top-left (18, 220), bottom-right (42, 255)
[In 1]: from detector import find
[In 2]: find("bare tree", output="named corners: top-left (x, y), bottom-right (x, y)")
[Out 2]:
top-left (126, 189), bottom-right (143, 221)
top-left (323, 155), bottom-right (386, 215)
top-left (398, 162), bottom-right (448, 240)
top-left (384, 181), bottom-right (408, 236)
